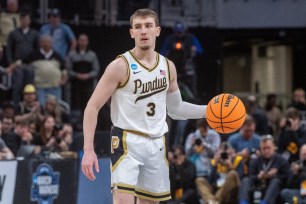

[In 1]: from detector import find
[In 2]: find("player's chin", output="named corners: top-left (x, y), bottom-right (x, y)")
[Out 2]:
top-left (140, 45), bottom-right (150, 51)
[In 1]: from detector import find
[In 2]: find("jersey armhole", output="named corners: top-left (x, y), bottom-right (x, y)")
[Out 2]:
top-left (165, 58), bottom-right (172, 82)
top-left (116, 55), bottom-right (130, 88)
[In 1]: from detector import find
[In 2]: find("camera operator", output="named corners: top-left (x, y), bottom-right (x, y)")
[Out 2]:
top-left (33, 116), bottom-right (71, 156)
top-left (160, 21), bottom-right (203, 98)
top-left (54, 123), bottom-right (73, 151)
top-left (281, 144), bottom-right (306, 204)
top-left (278, 107), bottom-right (306, 164)
top-left (239, 135), bottom-right (289, 204)
top-left (185, 119), bottom-right (220, 178)
top-left (196, 142), bottom-right (243, 204)
top-left (168, 145), bottom-right (198, 204)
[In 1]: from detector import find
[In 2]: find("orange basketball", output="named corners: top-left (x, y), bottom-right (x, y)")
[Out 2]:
top-left (206, 93), bottom-right (246, 134)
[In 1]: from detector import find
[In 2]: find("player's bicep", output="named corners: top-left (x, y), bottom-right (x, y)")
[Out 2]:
top-left (168, 60), bottom-right (179, 93)
top-left (87, 58), bottom-right (127, 109)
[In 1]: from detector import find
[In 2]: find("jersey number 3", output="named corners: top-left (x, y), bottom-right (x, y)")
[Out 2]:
top-left (147, 102), bottom-right (156, 116)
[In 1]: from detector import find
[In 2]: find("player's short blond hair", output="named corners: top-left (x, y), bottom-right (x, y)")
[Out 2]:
top-left (130, 8), bottom-right (159, 27)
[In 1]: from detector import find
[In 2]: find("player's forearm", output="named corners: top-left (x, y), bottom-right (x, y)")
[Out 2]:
top-left (83, 105), bottom-right (99, 151)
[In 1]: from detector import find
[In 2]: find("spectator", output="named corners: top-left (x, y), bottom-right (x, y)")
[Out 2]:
top-left (1, 115), bottom-right (14, 136)
top-left (278, 107), bottom-right (306, 164)
top-left (28, 120), bottom-right (38, 136)
top-left (168, 145), bottom-right (198, 204)
top-left (288, 88), bottom-right (306, 131)
top-left (246, 95), bottom-right (269, 135)
top-left (56, 123), bottom-right (73, 151)
top-left (33, 115), bottom-right (70, 154)
top-left (39, 8), bottom-right (76, 60)
top-left (67, 33), bottom-right (100, 112)
top-left (5, 12), bottom-right (38, 104)
top-left (23, 34), bottom-right (67, 106)
top-left (281, 144), bottom-right (306, 204)
top-left (43, 94), bottom-right (70, 123)
top-left (0, 100), bottom-right (15, 118)
top-left (0, 119), bottom-right (14, 160)
top-left (15, 84), bottom-right (43, 124)
top-left (228, 115), bottom-right (261, 159)
top-left (160, 20), bottom-right (203, 98)
top-left (239, 135), bottom-right (289, 204)
top-left (0, 0), bottom-right (20, 64)
top-left (288, 88), bottom-right (306, 111)
top-left (185, 119), bottom-right (220, 178)
top-left (3, 119), bottom-right (32, 156)
top-left (196, 142), bottom-right (243, 204)
top-left (265, 94), bottom-right (282, 139)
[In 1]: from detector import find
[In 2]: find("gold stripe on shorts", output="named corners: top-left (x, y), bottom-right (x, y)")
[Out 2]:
top-left (125, 129), bottom-right (149, 138)
top-left (163, 136), bottom-right (169, 166)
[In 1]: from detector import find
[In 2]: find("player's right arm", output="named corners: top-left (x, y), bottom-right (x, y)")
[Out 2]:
top-left (82, 57), bottom-right (128, 181)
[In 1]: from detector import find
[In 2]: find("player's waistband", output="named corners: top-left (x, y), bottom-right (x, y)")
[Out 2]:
top-left (112, 126), bottom-right (150, 138)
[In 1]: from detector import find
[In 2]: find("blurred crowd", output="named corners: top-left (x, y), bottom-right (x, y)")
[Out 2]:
top-left (1, 1), bottom-right (306, 204)
top-left (0, 0), bottom-right (100, 159)
top-left (166, 88), bottom-right (306, 204)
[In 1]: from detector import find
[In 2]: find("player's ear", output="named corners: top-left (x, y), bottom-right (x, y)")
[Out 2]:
top-left (156, 26), bottom-right (161, 37)
top-left (130, 28), bottom-right (135, 39)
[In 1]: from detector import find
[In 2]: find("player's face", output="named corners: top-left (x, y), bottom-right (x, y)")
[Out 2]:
top-left (130, 16), bottom-right (160, 51)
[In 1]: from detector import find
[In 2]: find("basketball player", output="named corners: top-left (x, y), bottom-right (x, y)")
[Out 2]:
top-left (82, 9), bottom-right (207, 204)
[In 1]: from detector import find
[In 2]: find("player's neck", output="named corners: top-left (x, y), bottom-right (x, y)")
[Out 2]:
top-left (130, 48), bottom-right (157, 67)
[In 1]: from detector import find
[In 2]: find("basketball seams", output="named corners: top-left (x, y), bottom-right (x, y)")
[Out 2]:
top-left (220, 94), bottom-right (226, 133)
top-left (208, 100), bottom-right (221, 119)
top-left (206, 113), bottom-right (246, 124)
top-left (222, 97), bottom-right (240, 119)
top-left (214, 126), bottom-right (236, 130)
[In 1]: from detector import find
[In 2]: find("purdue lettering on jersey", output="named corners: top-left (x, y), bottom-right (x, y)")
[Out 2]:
top-left (134, 77), bottom-right (167, 102)
top-left (111, 51), bottom-right (170, 138)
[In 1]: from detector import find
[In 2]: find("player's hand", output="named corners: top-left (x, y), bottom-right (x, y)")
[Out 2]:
top-left (81, 150), bottom-right (99, 181)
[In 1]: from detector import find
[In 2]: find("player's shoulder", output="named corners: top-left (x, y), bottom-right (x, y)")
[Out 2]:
top-left (106, 54), bottom-right (129, 72)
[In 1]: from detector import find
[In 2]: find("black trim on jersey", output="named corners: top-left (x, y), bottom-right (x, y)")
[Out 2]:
top-left (165, 58), bottom-right (171, 83)
top-left (135, 87), bottom-right (167, 103)
top-left (128, 51), bottom-right (159, 72)
top-left (116, 55), bottom-right (130, 88)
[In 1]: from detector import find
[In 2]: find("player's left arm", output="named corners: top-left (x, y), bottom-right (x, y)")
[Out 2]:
top-left (166, 60), bottom-right (206, 119)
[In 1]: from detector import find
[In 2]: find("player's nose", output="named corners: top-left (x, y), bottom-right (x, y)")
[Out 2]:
top-left (140, 28), bottom-right (147, 34)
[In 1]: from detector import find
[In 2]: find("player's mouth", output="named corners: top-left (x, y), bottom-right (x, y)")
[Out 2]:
top-left (140, 38), bottom-right (149, 42)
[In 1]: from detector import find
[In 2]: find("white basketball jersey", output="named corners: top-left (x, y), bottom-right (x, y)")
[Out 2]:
top-left (111, 51), bottom-right (171, 137)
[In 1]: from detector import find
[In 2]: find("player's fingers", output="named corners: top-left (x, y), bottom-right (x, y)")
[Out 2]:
top-left (94, 157), bottom-right (99, 172)
top-left (81, 165), bottom-right (89, 179)
top-left (87, 165), bottom-right (96, 180)
top-left (82, 164), bottom-right (93, 180)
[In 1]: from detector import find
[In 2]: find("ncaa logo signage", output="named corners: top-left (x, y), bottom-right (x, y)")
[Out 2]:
top-left (131, 63), bottom-right (138, 70)
top-left (31, 163), bottom-right (60, 204)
